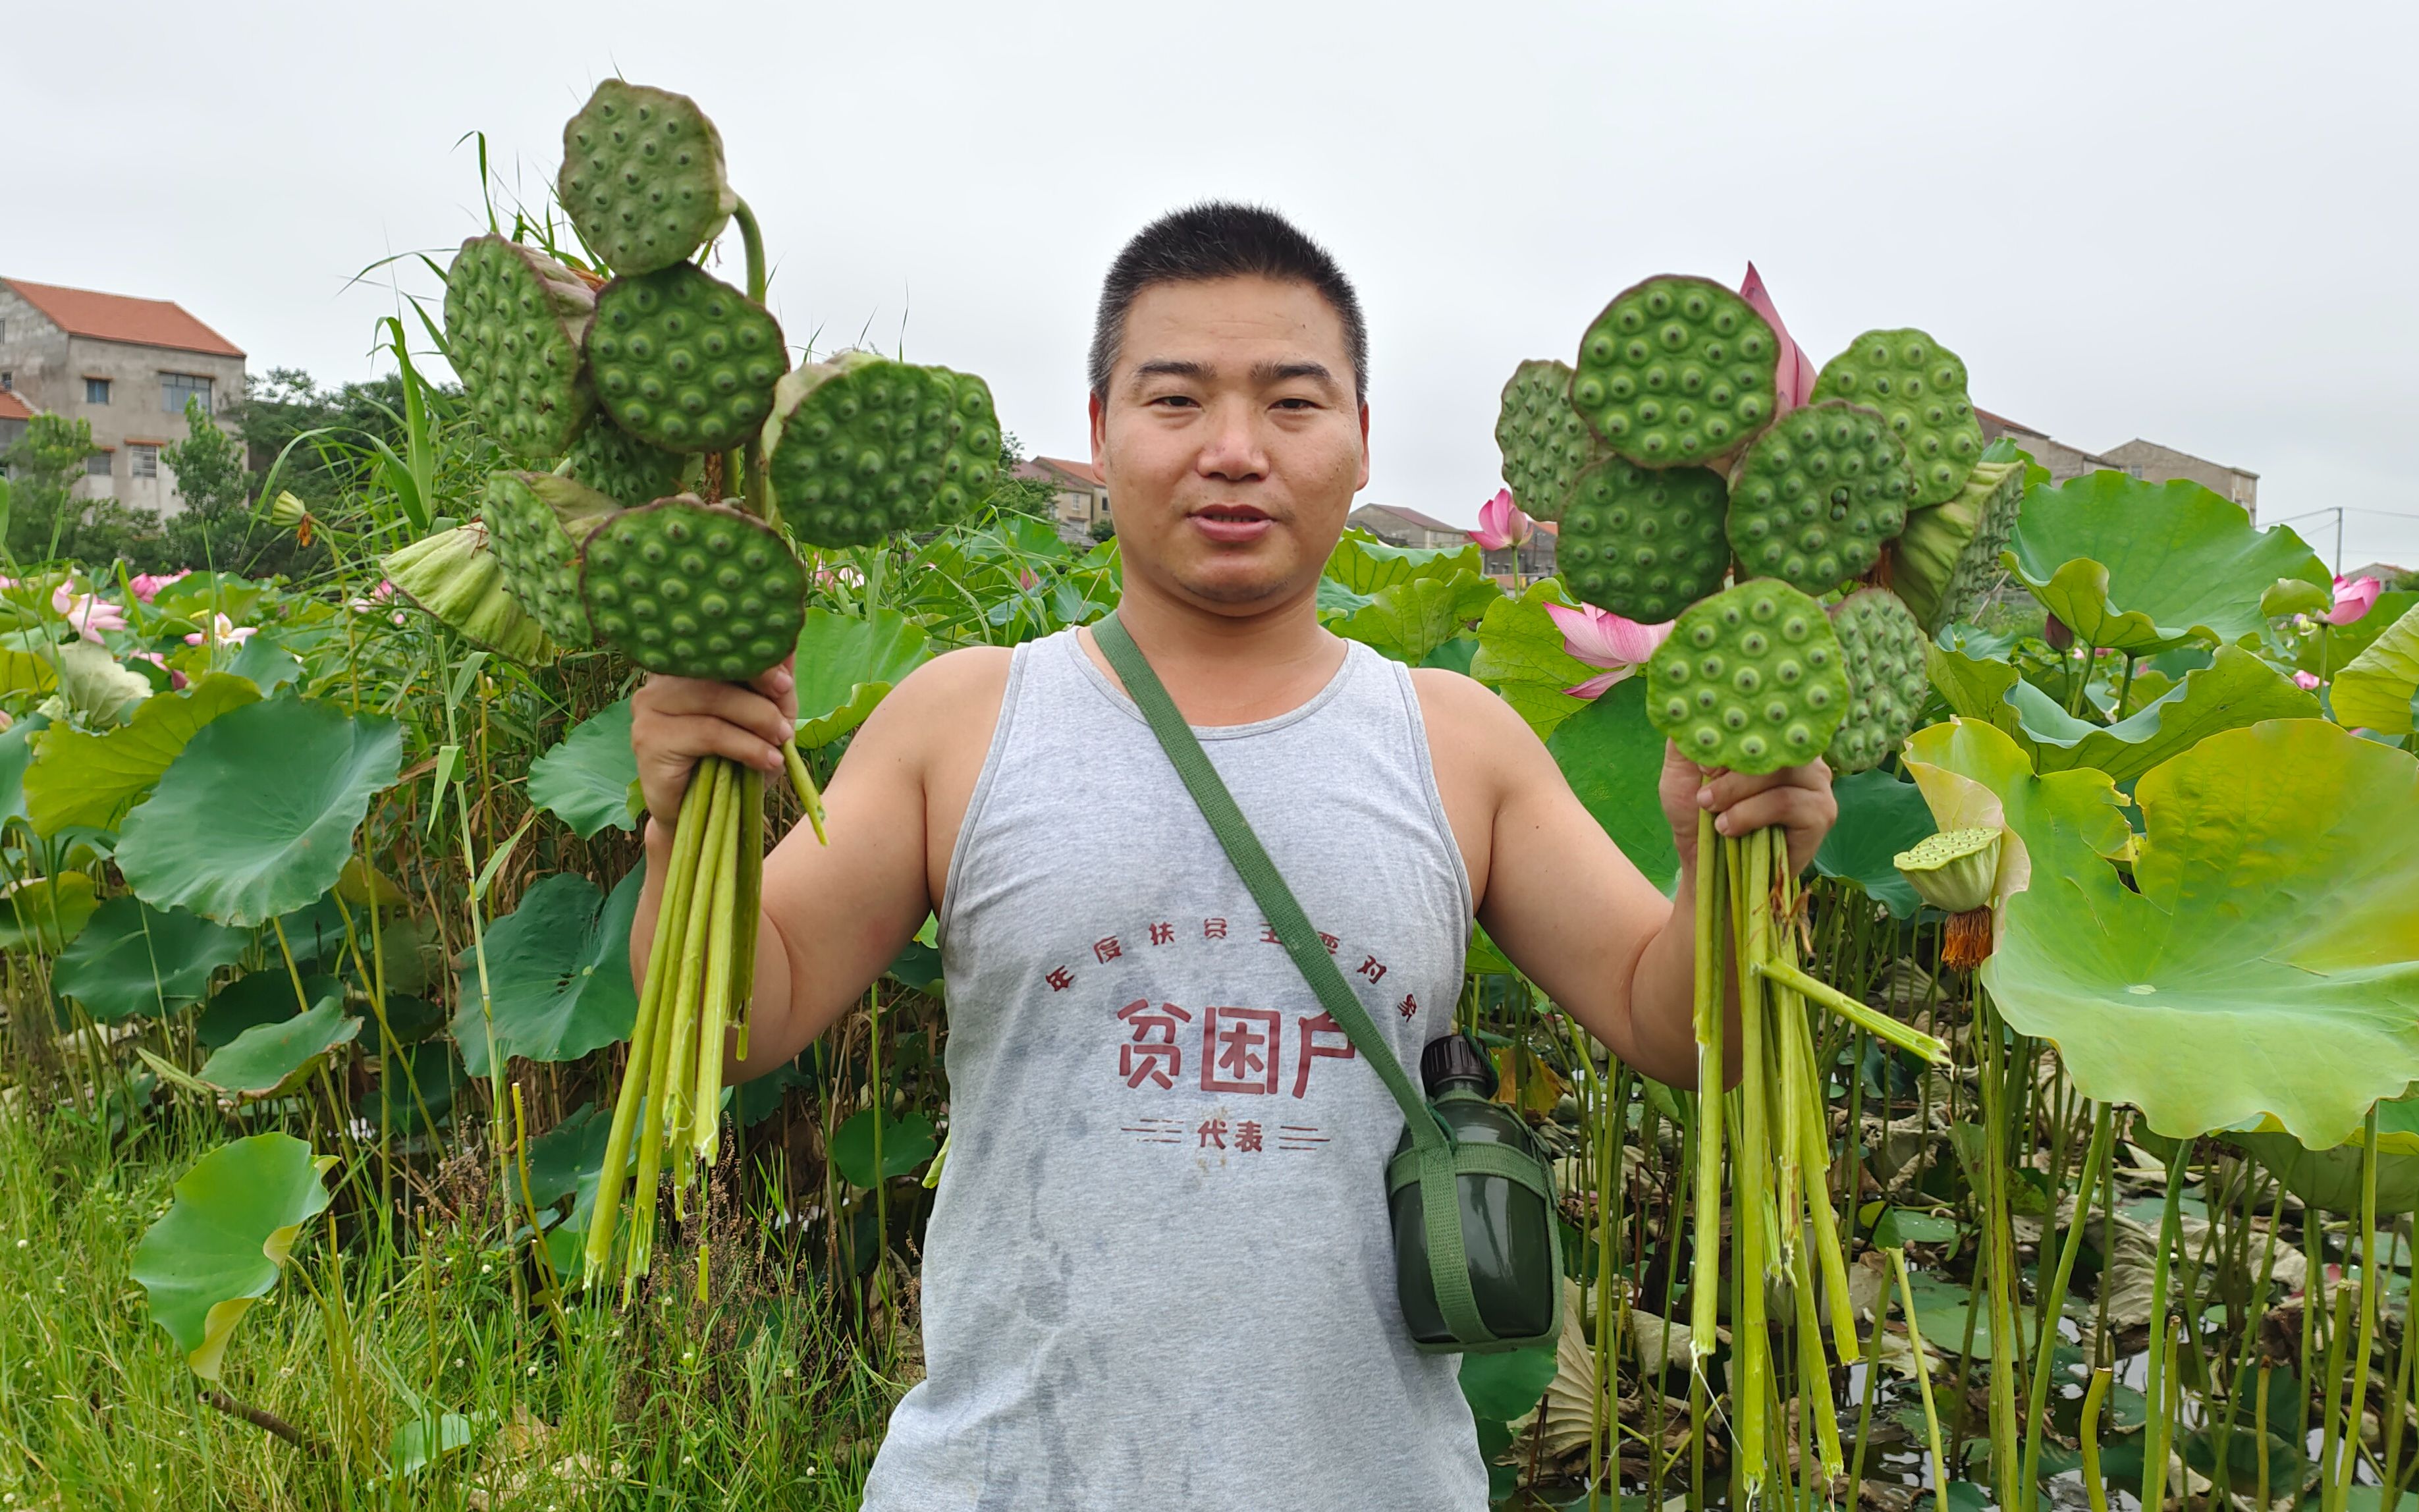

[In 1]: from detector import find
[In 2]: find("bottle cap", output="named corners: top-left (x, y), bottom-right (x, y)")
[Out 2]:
top-left (1421, 1033), bottom-right (1497, 1096)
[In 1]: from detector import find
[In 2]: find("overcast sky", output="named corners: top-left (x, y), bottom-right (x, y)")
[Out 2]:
top-left (11, 2), bottom-right (2415, 570)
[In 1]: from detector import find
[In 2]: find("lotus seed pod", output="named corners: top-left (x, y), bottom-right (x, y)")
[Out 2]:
top-left (480, 472), bottom-right (620, 647)
top-left (1810, 329), bottom-right (1983, 506)
top-left (1892, 458), bottom-right (2025, 632)
top-left (1571, 275), bottom-right (1779, 469)
top-left (1644, 578), bottom-right (1850, 776)
top-left (558, 80), bottom-right (737, 277)
top-left (1822, 588), bottom-right (1930, 774)
top-left (764, 351), bottom-right (1003, 548)
top-left (577, 495), bottom-right (808, 682)
top-left (381, 524), bottom-right (554, 665)
top-left (1556, 458), bottom-right (1730, 624)
top-left (564, 416), bottom-right (691, 508)
top-left (588, 264), bottom-right (786, 454)
top-left (1725, 400), bottom-right (1913, 596)
top-left (1892, 827), bottom-right (2003, 915)
top-left (442, 235), bottom-right (595, 460)
top-left (1494, 360), bottom-right (1600, 522)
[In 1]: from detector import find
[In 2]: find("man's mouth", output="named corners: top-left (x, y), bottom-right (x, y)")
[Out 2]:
top-left (1189, 504), bottom-right (1276, 544)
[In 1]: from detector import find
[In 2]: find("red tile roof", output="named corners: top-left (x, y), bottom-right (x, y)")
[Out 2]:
top-left (1021, 455), bottom-right (1102, 486)
top-left (0, 390), bottom-right (33, 422)
top-left (1359, 502), bottom-right (1465, 536)
top-left (4, 278), bottom-right (244, 359)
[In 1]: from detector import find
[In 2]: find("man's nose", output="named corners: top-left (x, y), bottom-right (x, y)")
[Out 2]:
top-left (1195, 398), bottom-right (1268, 481)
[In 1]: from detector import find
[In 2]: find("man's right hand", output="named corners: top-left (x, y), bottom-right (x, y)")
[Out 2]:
top-left (628, 659), bottom-right (800, 825)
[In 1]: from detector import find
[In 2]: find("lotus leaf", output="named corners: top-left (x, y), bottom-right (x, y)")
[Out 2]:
top-left (1458, 1340), bottom-right (1560, 1420)
top-left (2001, 473), bottom-right (2329, 653)
top-left (1546, 677), bottom-right (1679, 893)
top-left (52, 895), bottom-right (246, 1021)
top-left (830, 1107), bottom-right (938, 1187)
top-left (199, 992), bottom-right (360, 1098)
top-left (197, 972), bottom-right (339, 1049)
top-left (1332, 572), bottom-right (1504, 666)
top-left (1326, 528), bottom-right (1482, 595)
top-left (520, 1102), bottom-right (612, 1212)
top-left (1918, 716), bottom-right (2419, 1145)
top-left (362, 1040), bottom-right (466, 1137)
top-left (44, 639), bottom-right (151, 726)
top-left (0, 716), bottom-right (37, 824)
top-left (0, 871), bottom-right (97, 952)
top-left (2300, 591), bottom-right (2418, 678)
top-left (117, 697), bottom-right (404, 927)
top-left (1469, 579), bottom-right (1597, 742)
top-left (1814, 768), bottom-right (1938, 919)
top-left (130, 1133), bottom-right (335, 1378)
top-left (2331, 602), bottom-right (2419, 735)
top-left (792, 607), bottom-right (935, 749)
top-left (2230, 1126), bottom-right (2419, 1218)
top-left (452, 867), bottom-right (641, 1074)
top-left (1314, 577), bottom-right (1375, 622)
top-left (22, 673), bottom-right (260, 834)
top-left (527, 699), bottom-right (639, 838)
top-left (391, 1412), bottom-right (491, 1478)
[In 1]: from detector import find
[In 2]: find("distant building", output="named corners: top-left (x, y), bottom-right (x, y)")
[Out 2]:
top-left (0, 277), bottom-right (246, 516)
top-left (0, 388), bottom-right (30, 457)
top-left (1348, 502), bottom-right (1468, 551)
top-left (2099, 439), bottom-right (2259, 519)
top-left (1976, 410), bottom-right (2119, 485)
top-left (1481, 520), bottom-right (1556, 580)
top-left (1015, 456), bottom-right (1112, 538)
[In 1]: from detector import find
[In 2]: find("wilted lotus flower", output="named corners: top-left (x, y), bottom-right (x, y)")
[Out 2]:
top-left (184, 612), bottom-right (258, 649)
top-left (51, 583), bottom-right (128, 643)
top-left (1740, 263), bottom-right (1818, 418)
top-left (2325, 574), bottom-right (2381, 626)
top-left (130, 649), bottom-right (188, 689)
top-left (128, 569), bottom-right (192, 602)
top-left (1467, 489), bottom-right (1533, 552)
top-left (1545, 600), bottom-right (1673, 699)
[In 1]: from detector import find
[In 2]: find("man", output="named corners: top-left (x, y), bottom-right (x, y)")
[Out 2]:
top-left (628, 203), bottom-right (1836, 1509)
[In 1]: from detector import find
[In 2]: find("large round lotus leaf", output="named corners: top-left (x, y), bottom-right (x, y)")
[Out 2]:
top-left (451, 867), bottom-right (641, 1075)
top-left (1824, 588), bottom-right (1929, 775)
top-left (0, 870), bottom-right (98, 953)
top-left (1571, 276), bottom-right (1778, 468)
top-left (479, 472), bottom-right (618, 647)
top-left (1330, 574), bottom-right (1504, 666)
top-left (197, 971), bottom-right (340, 1049)
top-left (1468, 580), bottom-right (1601, 744)
top-left (587, 264), bottom-right (784, 453)
top-left (361, 1040), bottom-right (467, 1138)
top-left (199, 992), bottom-right (360, 1098)
top-left (52, 894), bottom-right (246, 1021)
top-left (564, 417), bottom-right (688, 509)
top-left (2331, 602), bottom-right (2419, 735)
top-left (381, 526), bottom-right (555, 665)
top-left (1544, 676), bottom-right (1679, 894)
top-left (1809, 329), bottom-right (1983, 505)
top-left (558, 80), bottom-right (735, 277)
top-left (117, 698), bottom-right (405, 928)
top-left (1555, 458), bottom-right (1729, 624)
top-left (1813, 767), bottom-right (1938, 919)
top-left (129, 1132), bottom-right (335, 1379)
top-left (1915, 716), bottom-right (2419, 1146)
top-left (1494, 360), bottom-right (1599, 521)
top-left (579, 497), bottom-right (807, 681)
top-left (829, 1107), bottom-right (938, 1187)
top-left (1893, 457), bottom-right (2027, 632)
top-left (2229, 1127), bottom-right (2419, 1217)
top-left (793, 607), bottom-right (935, 749)
top-left (442, 235), bottom-right (593, 460)
top-left (1726, 400), bottom-right (1912, 595)
top-left (24, 672), bottom-right (259, 836)
top-left (2002, 473), bottom-right (2331, 654)
top-left (1645, 580), bottom-right (1848, 775)
top-left (527, 698), bottom-right (639, 838)
top-left (1327, 528), bottom-right (1484, 595)
top-left (765, 352), bottom-right (1004, 547)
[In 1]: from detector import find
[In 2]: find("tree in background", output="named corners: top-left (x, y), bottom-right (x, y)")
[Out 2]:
top-left (2, 413), bottom-right (150, 565)
top-left (988, 431), bottom-right (1058, 521)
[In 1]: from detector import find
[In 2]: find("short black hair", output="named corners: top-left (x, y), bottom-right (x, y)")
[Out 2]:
top-left (1088, 202), bottom-right (1368, 404)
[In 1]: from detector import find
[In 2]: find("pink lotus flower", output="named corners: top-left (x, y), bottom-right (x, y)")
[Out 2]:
top-left (1467, 489), bottom-right (1533, 552)
top-left (2325, 575), bottom-right (2381, 626)
top-left (184, 613), bottom-right (258, 649)
top-left (1740, 263), bottom-right (1818, 418)
top-left (131, 649), bottom-right (188, 689)
top-left (51, 584), bottom-right (128, 643)
top-left (1546, 600), bottom-right (1673, 699)
top-left (2293, 670), bottom-right (2324, 691)
top-left (128, 569), bottom-right (192, 602)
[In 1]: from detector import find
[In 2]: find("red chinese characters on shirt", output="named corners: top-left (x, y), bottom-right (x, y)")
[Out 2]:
top-left (1116, 999), bottom-right (1192, 1090)
top-left (1200, 1006), bottom-right (1282, 1095)
top-left (1293, 1010), bottom-right (1357, 1097)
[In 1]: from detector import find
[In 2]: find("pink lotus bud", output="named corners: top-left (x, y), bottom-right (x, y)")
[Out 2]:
top-left (1467, 488), bottom-right (1534, 552)
top-left (2325, 575), bottom-right (2381, 626)
top-left (1740, 263), bottom-right (1818, 418)
top-left (1545, 600), bottom-right (1674, 697)
top-left (2293, 670), bottom-right (2323, 691)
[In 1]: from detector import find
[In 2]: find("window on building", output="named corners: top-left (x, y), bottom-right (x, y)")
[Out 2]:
top-left (2127, 465), bottom-right (2145, 479)
top-left (130, 444), bottom-right (159, 479)
top-left (87, 450), bottom-right (113, 477)
top-left (85, 377), bottom-right (112, 405)
top-left (161, 373), bottom-right (214, 415)
top-left (0, 372), bottom-right (11, 391)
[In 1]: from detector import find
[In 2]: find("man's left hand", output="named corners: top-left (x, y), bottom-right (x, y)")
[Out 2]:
top-left (1658, 742), bottom-right (1838, 877)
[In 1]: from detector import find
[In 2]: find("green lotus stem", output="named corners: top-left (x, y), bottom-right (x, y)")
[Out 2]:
top-left (585, 766), bottom-right (716, 1286)
top-left (1791, 1237), bottom-right (1844, 1476)
top-left (783, 737), bottom-right (829, 846)
top-left (2320, 1270), bottom-right (2354, 1511)
top-left (2332, 1109), bottom-right (2384, 1512)
top-left (1847, 1299), bottom-right (1885, 1490)
top-left (689, 809), bottom-right (742, 1174)
top-left (2080, 1365), bottom-right (2112, 1512)
top-left (1688, 809), bottom-right (1725, 1364)
top-left (2256, 1360), bottom-right (2275, 1512)
top-left (663, 759), bottom-right (738, 1185)
top-left (634, 760), bottom-right (735, 1281)
top-left (2384, 1235), bottom-right (2418, 1512)
top-left (2142, 1137), bottom-right (2191, 1512)
top-left (1731, 828), bottom-right (1772, 1490)
top-left (1795, 999), bottom-right (1861, 1363)
top-left (732, 765), bottom-right (765, 1062)
top-left (2020, 1101), bottom-right (2114, 1512)
top-left (1980, 996), bottom-right (2021, 1512)
top-left (1893, 1247), bottom-right (1951, 1512)
top-left (1751, 957), bottom-right (1950, 1065)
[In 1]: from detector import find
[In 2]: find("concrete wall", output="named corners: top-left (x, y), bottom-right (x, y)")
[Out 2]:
top-left (0, 287), bottom-right (246, 517)
top-left (2101, 439), bottom-right (2259, 520)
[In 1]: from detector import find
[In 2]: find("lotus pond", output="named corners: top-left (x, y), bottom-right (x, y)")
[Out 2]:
top-left (3, 78), bottom-right (2419, 1512)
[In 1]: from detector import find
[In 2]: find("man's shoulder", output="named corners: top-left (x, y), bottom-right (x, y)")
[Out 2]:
top-left (1406, 664), bottom-right (1539, 749)
top-left (873, 644), bottom-right (1016, 745)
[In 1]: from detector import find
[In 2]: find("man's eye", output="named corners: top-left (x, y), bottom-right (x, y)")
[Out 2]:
top-left (1274, 397), bottom-right (1317, 411)
top-left (1149, 394), bottom-right (1198, 408)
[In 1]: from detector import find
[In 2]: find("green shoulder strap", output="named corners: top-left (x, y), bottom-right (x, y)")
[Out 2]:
top-left (1090, 612), bottom-right (1494, 1343)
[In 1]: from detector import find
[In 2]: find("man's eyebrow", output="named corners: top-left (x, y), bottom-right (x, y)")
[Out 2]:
top-left (1255, 359), bottom-right (1338, 391)
top-left (1129, 358), bottom-right (1212, 388)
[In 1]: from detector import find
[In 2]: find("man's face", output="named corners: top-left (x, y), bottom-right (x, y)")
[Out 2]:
top-left (1091, 275), bottom-right (1369, 612)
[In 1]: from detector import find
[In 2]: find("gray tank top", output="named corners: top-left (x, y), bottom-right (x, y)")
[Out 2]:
top-left (859, 626), bottom-right (1487, 1510)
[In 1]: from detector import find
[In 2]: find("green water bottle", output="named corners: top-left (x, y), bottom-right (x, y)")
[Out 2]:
top-left (1390, 1033), bottom-right (1562, 1351)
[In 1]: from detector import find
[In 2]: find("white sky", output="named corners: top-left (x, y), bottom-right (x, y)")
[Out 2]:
top-left (11, 1), bottom-right (2416, 570)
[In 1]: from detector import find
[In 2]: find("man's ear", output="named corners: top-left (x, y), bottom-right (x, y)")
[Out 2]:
top-left (1356, 402), bottom-right (1372, 492)
top-left (1089, 391), bottom-right (1108, 475)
